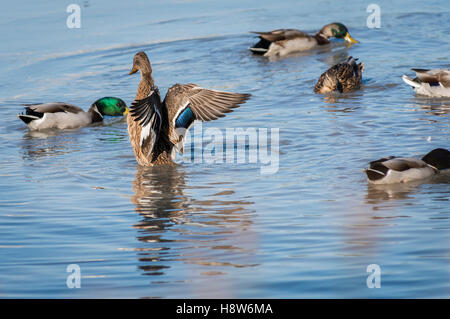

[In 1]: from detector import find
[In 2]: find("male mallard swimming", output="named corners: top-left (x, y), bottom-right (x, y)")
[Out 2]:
top-left (402, 68), bottom-right (450, 98)
top-left (364, 148), bottom-right (450, 184)
top-left (18, 97), bottom-right (128, 130)
top-left (127, 51), bottom-right (250, 166)
top-left (314, 56), bottom-right (364, 94)
top-left (249, 22), bottom-right (358, 57)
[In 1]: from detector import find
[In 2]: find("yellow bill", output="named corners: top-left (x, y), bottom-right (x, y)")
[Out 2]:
top-left (129, 67), bottom-right (138, 75)
top-left (344, 32), bottom-right (359, 44)
top-left (123, 107), bottom-right (129, 116)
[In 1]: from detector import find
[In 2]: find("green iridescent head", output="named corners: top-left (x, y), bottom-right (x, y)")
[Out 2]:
top-left (320, 22), bottom-right (358, 43)
top-left (91, 97), bottom-right (128, 116)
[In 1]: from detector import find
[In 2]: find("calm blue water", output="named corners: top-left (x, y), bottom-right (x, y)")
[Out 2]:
top-left (0, 0), bottom-right (449, 298)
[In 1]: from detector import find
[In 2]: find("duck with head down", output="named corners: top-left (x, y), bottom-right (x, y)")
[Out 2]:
top-left (314, 56), bottom-right (364, 94)
top-left (18, 97), bottom-right (128, 130)
top-left (364, 148), bottom-right (450, 184)
top-left (249, 22), bottom-right (358, 57)
top-left (402, 68), bottom-right (450, 98)
top-left (127, 51), bottom-right (251, 166)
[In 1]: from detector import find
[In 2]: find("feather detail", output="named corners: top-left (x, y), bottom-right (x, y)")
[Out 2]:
top-left (314, 56), bottom-right (364, 94)
top-left (129, 90), bottom-right (162, 157)
top-left (164, 84), bottom-right (250, 155)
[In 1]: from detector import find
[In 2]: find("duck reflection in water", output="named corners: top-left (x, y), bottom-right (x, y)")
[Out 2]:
top-left (365, 173), bottom-right (450, 205)
top-left (20, 129), bottom-right (80, 161)
top-left (130, 165), bottom-right (258, 297)
top-left (365, 180), bottom-right (425, 204)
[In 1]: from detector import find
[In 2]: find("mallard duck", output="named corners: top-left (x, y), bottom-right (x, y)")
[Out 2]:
top-left (249, 22), bottom-right (358, 57)
top-left (314, 56), bottom-right (364, 94)
top-left (402, 68), bottom-right (450, 98)
top-left (364, 148), bottom-right (450, 184)
top-left (18, 97), bottom-right (128, 130)
top-left (127, 51), bottom-right (250, 166)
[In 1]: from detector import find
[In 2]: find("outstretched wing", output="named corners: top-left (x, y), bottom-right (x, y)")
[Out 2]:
top-left (24, 102), bottom-right (84, 114)
top-left (251, 29), bottom-right (309, 43)
top-left (129, 89), bottom-right (163, 156)
top-left (166, 84), bottom-right (251, 153)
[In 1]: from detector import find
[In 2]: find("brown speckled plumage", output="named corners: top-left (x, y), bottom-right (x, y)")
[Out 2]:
top-left (127, 51), bottom-right (251, 167)
top-left (314, 56), bottom-right (364, 94)
top-left (127, 52), bottom-right (172, 166)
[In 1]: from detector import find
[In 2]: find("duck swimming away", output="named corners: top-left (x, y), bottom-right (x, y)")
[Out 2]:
top-left (249, 22), bottom-right (358, 57)
top-left (127, 51), bottom-right (251, 166)
top-left (364, 148), bottom-right (450, 184)
top-left (314, 56), bottom-right (364, 94)
top-left (402, 68), bottom-right (450, 98)
top-left (18, 97), bottom-right (128, 130)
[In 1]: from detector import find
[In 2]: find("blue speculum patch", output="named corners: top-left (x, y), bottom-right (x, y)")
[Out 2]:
top-left (175, 106), bottom-right (195, 128)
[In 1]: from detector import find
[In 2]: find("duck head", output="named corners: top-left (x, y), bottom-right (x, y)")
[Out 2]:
top-left (89, 97), bottom-right (128, 122)
top-left (129, 51), bottom-right (152, 77)
top-left (319, 22), bottom-right (358, 43)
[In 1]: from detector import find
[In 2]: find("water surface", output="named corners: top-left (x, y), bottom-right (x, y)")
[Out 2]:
top-left (0, 0), bottom-right (449, 298)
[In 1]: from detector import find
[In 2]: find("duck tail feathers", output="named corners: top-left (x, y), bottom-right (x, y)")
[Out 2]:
top-left (18, 106), bottom-right (44, 125)
top-left (402, 75), bottom-right (421, 88)
top-left (18, 114), bottom-right (39, 124)
top-left (364, 168), bottom-right (387, 181)
top-left (346, 56), bottom-right (357, 65)
top-left (358, 62), bottom-right (364, 73)
top-left (249, 38), bottom-right (271, 55)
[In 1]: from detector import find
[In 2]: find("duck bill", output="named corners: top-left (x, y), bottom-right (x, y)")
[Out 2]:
top-left (123, 107), bottom-right (129, 116)
top-left (129, 67), bottom-right (138, 75)
top-left (344, 32), bottom-right (359, 44)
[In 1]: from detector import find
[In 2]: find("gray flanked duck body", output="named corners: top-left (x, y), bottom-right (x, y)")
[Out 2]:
top-left (402, 68), bottom-right (450, 97)
top-left (18, 97), bottom-right (128, 130)
top-left (364, 148), bottom-right (450, 184)
top-left (249, 22), bottom-right (358, 57)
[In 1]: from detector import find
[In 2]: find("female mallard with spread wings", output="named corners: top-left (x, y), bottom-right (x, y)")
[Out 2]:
top-left (402, 68), bottom-right (450, 98)
top-left (127, 51), bottom-right (251, 166)
top-left (249, 22), bottom-right (358, 57)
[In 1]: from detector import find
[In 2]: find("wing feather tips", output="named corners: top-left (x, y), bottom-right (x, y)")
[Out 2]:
top-left (130, 97), bottom-right (150, 119)
top-left (130, 91), bottom-right (163, 155)
top-left (188, 90), bottom-right (250, 122)
top-left (130, 92), bottom-right (161, 128)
